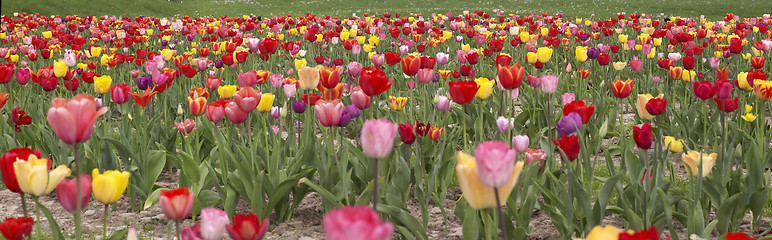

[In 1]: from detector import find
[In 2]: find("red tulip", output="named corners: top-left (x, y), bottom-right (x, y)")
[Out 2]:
top-left (611, 79), bottom-right (634, 98)
top-left (359, 67), bottom-right (393, 96)
top-left (399, 122), bottom-right (416, 144)
top-left (751, 56), bottom-right (765, 69)
top-left (320, 67), bottom-right (341, 89)
top-left (401, 55), bottom-right (421, 76)
top-left (415, 121), bottom-right (431, 137)
top-left (206, 76), bottom-right (222, 91)
top-left (597, 54), bottom-right (611, 65)
top-left (448, 80), bottom-right (478, 105)
top-left (633, 123), bottom-right (653, 149)
top-left (206, 99), bottom-right (229, 122)
top-left (226, 213), bottom-right (269, 240)
top-left (110, 84), bottom-right (130, 104)
top-left (384, 51), bottom-right (401, 65)
top-left (577, 69), bottom-right (591, 79)
top-left (497, 64), bottom-right (524, 89)
top-left (81, 72), bottom-right (99, 84)
top-left (419, 56), bottom-right (435, 69)
top-left (56, 174), bottom-right (92, 213)
top-left (693, 80), bottom-right (715, 100)
top-left (618, 226), bottom-right (658, 240)
top-left (0, 217), bottom-right (34, 240)
top-left (682, 56), bottom-right (696, 70)
top-left (714, 97), bottom-right (739, 112)
top-left (1, 148), bottom-right (44, 193)
top-left (494, 55), bottom-right (513, 70)
top-left (0, 92), bottom-right (8, 109)
top-left (715, 79), bottom-right (733, 99)
top-left (47, 94), bottom-right (109, 145)
top-left (657, 59), bottom-right (674, 69)
top-left (552, 134), bottom-right (580, 162)
top-left (225, 101), bottom-right (248, 124)
top-left (725, 232), bottom-right (755, 240)
top-left (716, 68), bottom-right (729, 81)
top-left (302, 94), bottom-right (322, 105)
top-left (466, 52), bottom-right (479, 65)
top-left (159, 187), bottom-right (195, 220)
top-left (0, 64), bottom-right (16, 84)
top-left (129, 88), bottom-right (158, 108)
top-left (645, 98), bottom-right (667, 116)
top-left (40, 77), bottom-right (59, 91)
top-left (11, 107), bottom-right (31, 132)
top-left (562, 100), bottom-right (595, 124)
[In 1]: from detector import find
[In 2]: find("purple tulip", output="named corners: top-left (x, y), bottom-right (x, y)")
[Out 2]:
top-left (556, 112), bottom-right (583, 135)
top-left (137, 75), bottom-right (152, 90)
top-left (293, 101), bottom-right (307, 113)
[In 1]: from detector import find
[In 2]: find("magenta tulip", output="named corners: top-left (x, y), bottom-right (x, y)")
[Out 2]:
top-left (474, 141), bottom-right (517, 187)
top-left (361, 118), bottom-right (398, 159)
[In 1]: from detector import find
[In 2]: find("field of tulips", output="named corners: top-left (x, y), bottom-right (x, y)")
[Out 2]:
top-left (1, 10), bottom-right (772, 240)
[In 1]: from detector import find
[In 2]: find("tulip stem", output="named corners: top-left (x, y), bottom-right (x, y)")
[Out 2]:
top-left (493, 188), bottom-right (508, 240)
top-left (546, 93), bottom-right (552, 140)
top-left (462, 105), bottom-right (469, 151)
top-left (372, 157), bottom-right (379, 213)
top-left (20, 193), bottom-right (28, 217)
top-left (74, 144), bottom-right (82, 240)
top-left (103, 204), bottom-right (109, 240)
top-left (175, 219), bottom-right (182, 240)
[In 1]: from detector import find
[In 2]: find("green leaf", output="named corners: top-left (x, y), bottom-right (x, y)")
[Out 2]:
top-left (107, 228), bottom-right (128, 240)
top-left (36, 200), bottom-right (65, 240)
top-left (198, 190), bottom-right (221, 209)
top-left (298, 178), bottom-right (343, 208)
top-left (100, 140), bottom-right (117, 171)
top-left (143, 188), bottom-right (168, 210)
top-left (378, 204), bottom-right (428, 240)
top-left (144, 150), bottom-right (167, 193)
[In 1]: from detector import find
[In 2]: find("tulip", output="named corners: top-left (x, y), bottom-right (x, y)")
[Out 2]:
top-left (663, 136), bottom-right (684, 153)
top-left (319, 66), bottom-right (342, 89)
top-left (496, 116), bottom-right (514, 133)
top-left (556, 112), bottom-right (583, 136)
top-left (226, 213), bottom-right (269, 240)
top-left (182, 225), bottom-right (203, 240)
top-left (388, 96), bottom-right (407, 111)
top-left (751, 56), bottom-right (765, 69)
top-left (188, 96), bottom-right (208, 116)
top-left (754, 80), bottom-right (772, 101)
top-left (14, 155), bottom-right (71, 196)
top-left (224, 102), bottom-right (248, 124)
top-left (256, 93), bottom-right (275, 112)
top-left (474, 78), bottom-right (494, 99)
top-left (91, 169), bottom-right (130, 204)
top-left (539, 75), bottom-right (558, 93)
top-left (401, 55), bottom-right (421, 76)
top-left (586, 225), bottom-right (623, 240)
top-left (93, 75), bottom-right (112, 94)
top-left (715, 97), bottom-right (739, 112)
top-left (611, 79), bottom-right (634, 98)
top-left (323, 206), bottom-right (394, 240)
top-left (315, 100), bottom-right (345, 127)
top-left (552, 134), bottom-right (580, 162)
top-left (360, 118), bottom-right (398, 158)
top-left (636, 94), bottom-right (664, 120)
top-left (56, 174), bottom-right (92, 213)
top-left (233, 87), bottom-right (261, 113)
top-left (15, 67), bottom-right (30, 85)
top-left (681, 151), bottom-right (717, 177)
top-left (206, 76), bottom-right (222, 91)
top-left (455, 151), bottom-right (524, 209)
top-left (474, 141), bottom-right (518, 188)
top-left (428, 126), bottom-right (444, 140)
top-left (349, 86), bottom-right (371, 110)
top-left (359, 67), bottom-right (393, 96)
top-left (298, 66), bottom-right (323, 90)
top-left (54, 60), bottom-right (68, 78)
top-left (0, 217), bottom-right (34, 240)
top-left (612, 61), bottom-right (627, 71)
top-left (217, 85), bottom-right (238, 99)
top-left (159, 187), bottom-right (195, 220)
top-left (47, 94), bottom-right (109, 145)
top-left (175, 119), bottom-right (197, 135)
top-left (398, 122), bottom-right (416, 144)
top-left (512, 135), bottom-right (529, 152)
top-left (497, 64), bottom-right (524, 89)
top-left (110, 84), bottom-right (130, 104)
top-left (693, 81), bottom-right (715, 100)
top-left (11, 107), bottom-right (31, 132)
top-left (563, 100), bottom-right (595, 124)
top-left (1, 148), bottom-right (44, 194)
top-left (629, 57), bottom-right (643, 72)
top-left (536, 47), bottom-right (553, 63)
top-left (237, 70), bottom-right (258, 88)
top-left (129, 89), bottom-right (158, 108)
top-left (0, 92), bottom-right (7, 109)
top-left (416, 68), bottom-right (434, 84)
top-left (292, 101), bottom-right (307, 114)
top-left (575, 46), bottom-right (588, 62)
top-left (524, 148), bottom-right (546, 168)
top-left (448, 80), bottom-right (478, 104)
top-left (200, 208), bottom-right (229, 240)
top-left (205, 99), bottom-right (228, 122)
top-left (715, 79), bottom-right (733, 99)
top-left (633, 123), bottom-right (653, 149)
top-left (645, 98), bottom-right (667, 116)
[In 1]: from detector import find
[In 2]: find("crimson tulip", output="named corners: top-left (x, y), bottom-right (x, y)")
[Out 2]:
top-left (683, 56), bottom-right (696, 70)
top-left (384, 51), bottom-right (401, 65)
top-left (0, 217), bottom-right (34, 240)
top-left (226, 213), bottom-right (269, 240)
top-left (11, 107), bottom-right (31, 132)
top-left (0, 63), bottom-right (15, 84)
top-left (399, 122), bottom-right (416, 144)
top-left (618, 226), bottom-right (658, 240)
top-left (715, 79), bottom-right (733, 99)
top-left (725, 232), bottom-right (755, 240)
top-left (448, 80), bottom-right (478, 105)
top-left (563, 100), bottom-right (595, 124)
top-left (110, 84), bottom-right (131, 104)
top-left (633, 123), bottom-right (653, 149)
top-left (552, 134), bottom-right (580, 162)
top-left (415, 121), bottom-right (431, 137)
top-left (644, 98), bottom-right (667, 116)
top-left (693, 80), bottom-right (715, 100)
top-left (714, 97), bottom-right (739, 112)
top-left (597, 54), bottom-right (611, 65)
top-left (359, 67), bottom-right (393, 96)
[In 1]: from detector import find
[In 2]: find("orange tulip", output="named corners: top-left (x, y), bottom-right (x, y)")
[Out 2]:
top-left (130, 89), bottom-right (158, 108)
top-left (319, 67), bottom-right (341, 89)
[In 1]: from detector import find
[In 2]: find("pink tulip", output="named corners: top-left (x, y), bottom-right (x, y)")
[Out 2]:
top-left (436, 52), bottom-right (449, 65)
top-left (111, 84), bottom-right (130, 104)
top-left (56, 174), bottom-right (92, 213)
top-left (371, 54), bottom-right (385, 67)
top-left (455, 50), bottom-right (468, 63)
top-left (436, 95), bottom-right (452, 112)
top-left (496, 116), bottom-right (514, 133)
top-left (232, 87), bottom-right (261, 113)
top-left (323, 206), bottom-right (394, 240)
top-left (560, 93), bottom-right (574, 107)
top-left (283, 84), bottom-right (297, 98)
top-left (512, 135), bottom-right (529, 152)
top-left (181, 224), bottom-right (203, 240)
top-left (269, 74), bottom-right (284, 88)
top-left (196, 58), bottom-right (212, 71)
top-left (224, 101), bottom-right (248, 124)
top-left (206, 99), bottom-right (228, 122)
top-left (709, 57), bottom-right (721, 68)
top-left (238, 70), bottom-right (258, 88)
top-left (47, 94), bottom-right (109, 145)
top-left (474, 141), bottom-right (518, 187)
top-left (539, 75), bottom-right (558, 93)
top-left (175, 119), bottom-right (196, 136)
top-left (16, 67), bottom-right (30, 85)
top-left (360, 118), bottom-right (398, 159)
top-left (347, 62), bottom-right (363, 78)
top-left (159, 187), bottom-right (195, 220)
top-left (416, 68), bottom-right (433, 84)
top-left (629, 57), bottom-right (643, 72)
top-left (350, 86), bottom-right (371, 110)
top-left (526, 74), bottom-right (540, 87)
top-left (200, 208), bottom-right (229, 240)
top-left (206, 77), bottom-right (222, 91)
top-left (314, 100), bottom-right (344, 127)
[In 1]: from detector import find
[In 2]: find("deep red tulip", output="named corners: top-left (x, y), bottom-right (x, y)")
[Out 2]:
top-left (384, 51), bottom-right (401, 65)
top-left (359, 67), bottom-right (393, 97)
top-left (415, 121), bottom-right (431, 137)
top-left (597, 54), bottom-right (611, 65)
top-left (552, 134), bottom-right (580, 162)
top-left (401, 55), bottom-right (421, 76)
top-left (645, 98), bottom-right (667, 116)
top-left (725, 232), bottom-right (755, 240)
top-left (714, 97), bottom-right (739, 112)
top-left (11, 107), bottom-right (31, 132)
top-left (633, 123), bottom-right (653, 149)
top-left (657, 59), bottom-right (674, 69)
top-left (494, 55), bottom-right (513, 70)
top-left (683, 56), bottom-right (696, 70)
top-left (693, 80), bottom-right (715, 100)
top-left (619, 226), bottom-right (658, 240)
top-left (110, 84), bottom-right (131, 104)
top-left (497, 64), bottom-right (524, 89)
top-left (0, 217), bottom-right (34, 240)
top-left (399, 122), bottom-right (416, 144)
top-left (466, 52), bottom-right (479, 65)
top-left (81, 72), bottom-right (99, 84)
top-left (1, 148), bottom-right (44, 193)
top-left (459, 65), bottom-right (473, 77)
top-left (226, 213), bottom-right (269, 240)
top-left (420, 56), bottom-right (435, 69)
top-left (448, 80), bottom-right (479, 105)
top-left (715, 79), bottom-right (733, 99)
top-left (563, 100), bottom-right (595, 124)
top-left (302, 94), bottom-right (322, 105)
top-left (0, 64), bottom-right (16, 84)
top-left (40, 77), bottom-right (59, 91)
top-left (159, 187), bottom-right (195, 220)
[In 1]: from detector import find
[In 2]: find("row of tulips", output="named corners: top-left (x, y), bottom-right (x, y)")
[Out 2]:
top-left (1, 9), bottom-right (772, 240)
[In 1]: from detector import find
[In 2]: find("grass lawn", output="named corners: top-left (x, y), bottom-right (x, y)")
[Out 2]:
top-left (1, 0), bottom-right (770, 20)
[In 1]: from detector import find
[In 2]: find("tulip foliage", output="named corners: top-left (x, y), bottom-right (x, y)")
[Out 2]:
top-left (0, 10), bottom-right (772, 240)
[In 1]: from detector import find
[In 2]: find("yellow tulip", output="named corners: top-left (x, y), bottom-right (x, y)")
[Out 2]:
top-left (257, 93), bottom-right (275, 112)
top-left (647, 50), bottom-right (656, 59)
top-left (663, 136), bottom-right (684, 153)
top-left (536, 47), bottom-right (553, 63)
top-left (363, 44), bottom-right (373, 53)
top-left (356, 36), bottom-right (366, 45)
top-left (90, 46), bottom-right (102, 58)
top-left (540, 27), bottom-right (549, 36)
top-left (653, 38), bottom-right (662, 46)
top-left (742, 113), bottom-right (757, 122)
top-left (575, 46), bottom-right (588, 62)
top-left (461, 44), bottom-right (470, 52)
top-left (218, 85), bottom-right (238, 99)
top-left (53, 60), bottom-right (68, 78)
top-left (455, 152), bottom-right (524, 209)
top-left (92, 169), bottom-right (130, 204)
top-left (613, 62), bottom-right (627, 71)
top-left (77, 63), bottom-right (87, 71)
top-left (294, 58), bottom-right (307, 71)
top-left (737, 72), bottom-right (753, 91)
top-left (618, 34), bottom-right (628, 43)
top-left (519, 31), bottom-right (529, 43)
top-left (340, 31), bottom-right (350, 40)
top-left (586, 225), bottom-right (623, 240)
top-left (368, 35), bottom-right (380, 46)
top-left (9, 55), bottom-right (18, 63)
top-left (745, 105), bottom-right (753, 114)
top-left (526, 52), bottom-right (538, 64)
top-left (100, 54), bottom-right (111, 66)
top-left (387, 96), bottom-right (406, 111)
top-left (681, 151), bottom-right (717, 177)
top-left (298, 66), bottom-right (323, 90)
top-left (277, 34), bottom-right (285, 41)
top-left (753, 80), bottom-right (772, 101)
top-left (474, 78), bottom-right (494, 99)
top-left (742, 53), bottom-right (752, 60)
top-left (636, 94), bottom-right (664, 120)
top-left (94, 75), bottom-right (112, 94)
top-left (14, 156), bottom-right (70, 196)
top-left (682, 70), bottom-right (696, 81)
top-left (42, 31), bottom-right (52, 39)
top-left (160, 49), bottom-right (175, 61)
